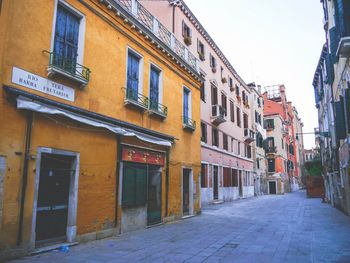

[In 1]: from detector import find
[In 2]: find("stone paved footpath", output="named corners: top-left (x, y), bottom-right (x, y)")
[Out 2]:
top-left (10, 191), bottom-right (350, 263)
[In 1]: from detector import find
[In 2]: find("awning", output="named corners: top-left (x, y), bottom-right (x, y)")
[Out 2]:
top-left (16, 96), bottom-right (172, 147)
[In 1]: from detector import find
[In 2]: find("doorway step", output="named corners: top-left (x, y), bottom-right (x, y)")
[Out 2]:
top-left (31, 242), bottom-right (78, 255)
top-left (211, 200), bottom-right (224, 205)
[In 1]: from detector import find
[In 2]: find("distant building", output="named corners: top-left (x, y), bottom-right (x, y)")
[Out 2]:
top-left (263, 85), bottom-right (304, 194)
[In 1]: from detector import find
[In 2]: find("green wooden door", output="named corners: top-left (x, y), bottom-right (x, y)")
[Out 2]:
top-left (147, 167), bottom-right (161, 225)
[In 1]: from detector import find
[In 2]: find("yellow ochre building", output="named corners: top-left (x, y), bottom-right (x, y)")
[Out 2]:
top-left (0, 0), bottom-right (202, 259)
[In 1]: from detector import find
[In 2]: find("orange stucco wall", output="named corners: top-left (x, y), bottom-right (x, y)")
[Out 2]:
top-left (0, 0), bottom-right (201, 257)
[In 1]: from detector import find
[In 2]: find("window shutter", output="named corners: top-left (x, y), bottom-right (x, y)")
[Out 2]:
top-left (329, 27), bottom-right (339, 64)
top-left (335, 97), bottom-right (347, 140)
top-left (346, 87), bottom-right (350, 133)
top-left (182, 20), bottom-right (185, 37)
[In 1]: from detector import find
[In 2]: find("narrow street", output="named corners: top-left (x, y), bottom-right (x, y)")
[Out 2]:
top-left (11, 191), bottom-right (350, 263)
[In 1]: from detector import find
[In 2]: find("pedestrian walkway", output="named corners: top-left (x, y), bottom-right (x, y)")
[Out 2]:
top-left (10, 191), bottom-right (350, 263)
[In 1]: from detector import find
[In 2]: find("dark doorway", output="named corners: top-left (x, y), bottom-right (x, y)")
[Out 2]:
top-left (269, 181), bottom-right (277, 194)
top-left (239, 170), bottom-right (243, 197)
top-left (213, 166), bottom-right (219, 200)
top-left (35, 154), bottom-right (74, 244)
top-left (183, 168), bottom-right (190, 215)
top-left (147, 166), bottom-right (162, 225)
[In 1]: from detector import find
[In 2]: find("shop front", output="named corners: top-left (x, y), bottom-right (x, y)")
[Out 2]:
top-left (120, 146), bottom-right (166, 232)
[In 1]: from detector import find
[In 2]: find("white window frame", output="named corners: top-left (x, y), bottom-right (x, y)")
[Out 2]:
top-left (125, 47), bottom-right (144, 94)
top-left (148, 62), bottom-right (163, 104)
top-left (183, 86), bottom-right (192, 119)
top-left (50, 0), bottom-right (86, 71)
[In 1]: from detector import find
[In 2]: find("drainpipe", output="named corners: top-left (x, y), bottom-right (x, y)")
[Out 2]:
top-left (115, 135), bottom-right (122, 233)
top-left (165, 148), bottom-right (170, 217)
top-left (17, 111), bottom-right (33, 245)
top-left (172, 5), bottom-right (175, 34)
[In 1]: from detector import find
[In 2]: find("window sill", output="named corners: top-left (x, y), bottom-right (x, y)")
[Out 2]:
top-left (124, 98), bottom-right (149, 111)
top-left (47, 66), bottom-right (88, 88)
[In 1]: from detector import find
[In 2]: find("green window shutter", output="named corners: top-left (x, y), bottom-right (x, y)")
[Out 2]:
top-left (122, 166), bottom-right (137, 206)
top-left (122, 164), bottom-right (147, 207)
top-left (335, 97), bottom-right (347, 140)
top-left (135, 168), bottom-right (147, 205)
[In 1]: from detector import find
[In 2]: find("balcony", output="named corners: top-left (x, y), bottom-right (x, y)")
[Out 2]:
top-left (243, 128), bottom-right (255, 143)
top-left (211, 104), bottom-right (226, 125)
top-left (337, 37), bottom-right (350, 57)
top-left (183, 116), bottom-right (196, 131)
top-left (115, 0), bottom-right (200, 73)
top-left (265, 146), bottom-right (277, 154)
top-left (45, 51), bottom-right (90, 88)
top-left (124, 88), bottom-right (149, 110)
top-left (149, 100), bottom-right (168, 119)
top-left (281, 126), bottom-right (288, 136)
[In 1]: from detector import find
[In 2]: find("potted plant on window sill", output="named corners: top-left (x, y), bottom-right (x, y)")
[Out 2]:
top-left (211, 67), bottom-right (217, 73)
top-left (221, 77), bottom-right (227, 84)
top-left (184, 36), bottom-right (192, 46)
top-left (199, 53), bottom-right (205, 61)
top-left (236, 95), bottom-right (241, 103)
top-left (230, 86), bottom-right (235, 92)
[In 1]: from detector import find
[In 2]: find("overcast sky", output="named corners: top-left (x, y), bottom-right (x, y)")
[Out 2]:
top-left (185, 0), bottom-right (325, 149)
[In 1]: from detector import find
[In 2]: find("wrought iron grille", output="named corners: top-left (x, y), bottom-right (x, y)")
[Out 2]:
top-left (45, 51), bottom-right (90, 82)
top-left (125, 87), bottom-right (149, 108)
top-left (150, 100), bottom-right (168, 117)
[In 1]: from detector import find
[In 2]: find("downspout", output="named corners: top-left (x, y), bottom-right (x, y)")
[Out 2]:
top-left (17, 111), bottom-right (33, 245)
top-left (172, 4), bottom-right (175, 34)
top-left (115, 135), bottom-right (122, 233)
top-left (165, 148), bottom-right (170, 217)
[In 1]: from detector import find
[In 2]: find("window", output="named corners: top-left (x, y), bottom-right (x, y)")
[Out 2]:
top-left (212, 128), bottom-right (219, 147)
top-left (242, 90), bottom-right (246, 103)
top-left (243, 113), bottom-right (248, 129)
top-left (211, 85), bottom-right (218, 105)
top-left (149, 65), bottom-right (161, 111)
top-left (210, 54), bottom-right (217, 69)
top-left (221, 93), bottom-right (227, 116)
top-left (223, 167), bottom-right (232, 187)
top-left (183, 87), bottom-right (192, 123)
top-left (247, 145), bottom-right (252, 159)
top-left (230, 100), bottom-right (234, 122)
top-left (122, 164), bottom-right (147, 207)
top-left (282, 139), bottom-right (284, 149)
top-left (201, 122), bottom-right (207, 143)
top-left (268, 159), bottom-right (275, 173)
top-left (236, 85), bottom-right (240, 97)
top-left (223, 133), bottom-right (228, 150)
top-left (267, 137), bottom-right (275, 148)
top-left (229, 77), bottom-right (233, 88)
top-left (200, 80), bottom-right (205, 102)
top-left (127, 50), bottom-right (141, 100)
top-left (53, 4), bottom-right (83, 75)
top-left (197, 39), bottom-right (205, 60)
top-left (264, 119), bottom-right (274, 129)
top-left (237, 107), bottom-right (241, 127)
top-left (201, 163), bottom-right (208, 188)
top-left (257, 159), bottom-right (260, 169)
top-left (232, 169), bottom-right (239, 187)
top-left (182, 21), bottom-right (192, 38)
top-left (238, 142), bottom-right (241, 155)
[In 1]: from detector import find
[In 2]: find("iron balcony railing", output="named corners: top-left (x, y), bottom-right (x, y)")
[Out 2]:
top-left (266, 146), bottom-right (277, 154)
top-left (45, 51), bottom-right (91, 84)
top-left (211, 104), bottom-right (226, 118)
top-left (149, 100), bottom-right (168, 117)
top-left (116, 0), bottom-right (199, 73)
top-left (125, 87), bottom-right (149, 109)
top-left (183, 116), bottom-right (196, 131)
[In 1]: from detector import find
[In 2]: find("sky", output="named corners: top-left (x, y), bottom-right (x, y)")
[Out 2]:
top-left (184, 0), bottom-right (325, 149)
